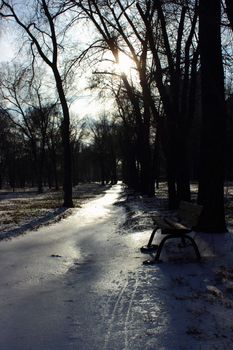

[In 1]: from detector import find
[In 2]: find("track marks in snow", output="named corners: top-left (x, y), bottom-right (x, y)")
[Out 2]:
top-left (104, 273), bottom-right (139, 350)
top-left (104, 279), bottom-right (129, 349)
top-left (124, 274), bottom-right (139, 349)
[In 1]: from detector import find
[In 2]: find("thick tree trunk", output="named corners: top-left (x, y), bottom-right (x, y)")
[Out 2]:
top-left (167, 157), bottom-right (178, 209)
top-left (50, 140), bottom-right (59, 191)
top-left (54, 69), bottom-right (73, 207)
top-left (140, 151), bottom-right (154, 196)
top-left (176, 131), bottom-right (191, 202)
top-left (139, 126), bottom-right (155, 197)
top-left (197, 0), bottom-right (227, 232)
top-left (167, 179), bottom-right (177, 209)
top-left (122, 149), bottom-right (139, 191)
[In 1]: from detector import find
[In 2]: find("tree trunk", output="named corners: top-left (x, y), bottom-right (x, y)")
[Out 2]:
top-left (31, 139), bottom-right (43, 194)
top-left (167, 157), bottom-right (178, 209)
top-left (196, 0), bottom-right (227, 232)
top-left (100, 158), bottom-right (106, 186)
top-left (176, 132), bottom-right (191, 202)
top-left (139, 126), bottom-right (155, 197)
top-left (54, 68), bottom-right (73, 207)
top-left (50, 140), bottom-right (59, 191)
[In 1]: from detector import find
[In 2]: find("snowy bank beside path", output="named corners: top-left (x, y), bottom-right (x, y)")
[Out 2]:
top-left (0, 183), bottom-right (233, 349)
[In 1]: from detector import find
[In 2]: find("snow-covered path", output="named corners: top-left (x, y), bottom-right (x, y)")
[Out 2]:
top-left (1, 183), bottom-right (233, 350)
top-left (0, 184), bottom-right (143, 350)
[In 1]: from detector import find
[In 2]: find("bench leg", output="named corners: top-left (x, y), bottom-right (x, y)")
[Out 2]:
top-left (143, 234), bottom-right (201, 265)
top-left (183, 235), bottom-right (201, 260)
top-left (148, 226), bottom-right (159, 247)
top-left (140, 227), bottom-right (159, 253)
top-left (154, 235), bottom-right (175, 261)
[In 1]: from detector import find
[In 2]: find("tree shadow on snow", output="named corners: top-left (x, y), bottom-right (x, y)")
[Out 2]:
top-left (0, 207), bottom-right (69, 241)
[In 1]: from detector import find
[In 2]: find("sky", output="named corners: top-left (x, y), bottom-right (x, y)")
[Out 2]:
top-left (70, 93), bottom-right (114, 120)
top-left (0, 31), bottom-right (15, 62)
top-left (0, 16), bottom-right (111, 120)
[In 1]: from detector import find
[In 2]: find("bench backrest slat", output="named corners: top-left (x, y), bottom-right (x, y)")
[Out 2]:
top-left (178, 201), bottom-right (203, 228)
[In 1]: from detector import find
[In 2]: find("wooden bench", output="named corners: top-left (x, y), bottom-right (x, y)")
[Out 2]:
top-left (141, 201), bottom-right (203, 264)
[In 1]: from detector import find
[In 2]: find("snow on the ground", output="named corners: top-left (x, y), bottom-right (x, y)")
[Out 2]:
top-left (0, 183), bottom-right (233, 350)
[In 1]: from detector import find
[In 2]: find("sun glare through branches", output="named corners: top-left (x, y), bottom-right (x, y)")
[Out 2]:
top-left (116, 52), bottom-right (135, 76)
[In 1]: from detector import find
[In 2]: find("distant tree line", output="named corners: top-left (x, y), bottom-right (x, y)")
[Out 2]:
top-left (0, 106), bottom-right (119, 192)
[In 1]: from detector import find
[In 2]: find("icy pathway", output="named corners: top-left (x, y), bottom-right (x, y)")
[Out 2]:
top-left (0, 184), bottom-right (233, 350)
top-left (0, 184), bottom-right (146, 350)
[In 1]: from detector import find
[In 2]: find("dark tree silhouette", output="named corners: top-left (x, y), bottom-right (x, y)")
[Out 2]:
top-left (137, 0), bottom-right (199, 208)
top-left (196, 0), bottom-right (227, 232)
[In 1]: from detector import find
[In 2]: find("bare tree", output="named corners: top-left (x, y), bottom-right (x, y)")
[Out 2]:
top-left (0, 63), bottom-right (59, 193)
top-left (71, 0), bottom-right (161, 196)
top-left (137, 0), bottom-right (199, 207)
top-left (0, 0), bottom-right (74, 206)
top-left (69, 0), bottom-right (201, 207)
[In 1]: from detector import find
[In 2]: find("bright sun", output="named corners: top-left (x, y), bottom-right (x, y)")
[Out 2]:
top-left (117, 52), bottom-right (134, 75)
